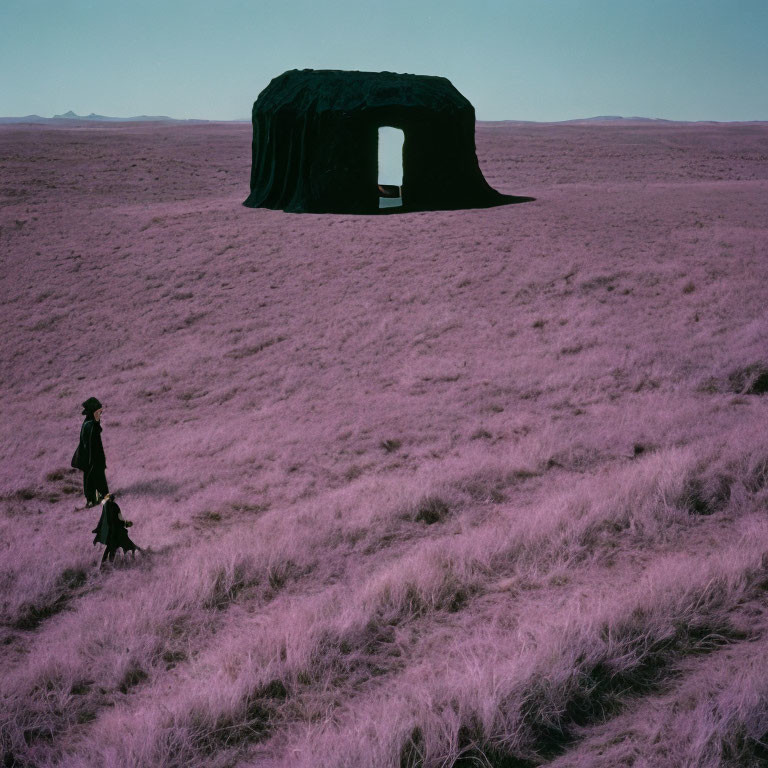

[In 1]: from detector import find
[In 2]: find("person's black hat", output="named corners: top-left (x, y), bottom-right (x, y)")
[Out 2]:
top-left (81, 396), bottom-right (103, 415)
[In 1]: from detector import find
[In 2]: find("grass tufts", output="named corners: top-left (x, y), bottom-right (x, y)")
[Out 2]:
top-left (13, 566), bottom-right (89, 630)
top-left (414, 497), bottom-right (451, 525)
top-left (117, 661), bottom-right (149, 694)
top-left (682, 476), bottom-right (730, 515)
top-left (727, 363), bottom-right (768, 395)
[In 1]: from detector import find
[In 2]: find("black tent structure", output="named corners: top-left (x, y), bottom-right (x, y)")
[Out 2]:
top-left (243, 69), bottom-right (531, 214)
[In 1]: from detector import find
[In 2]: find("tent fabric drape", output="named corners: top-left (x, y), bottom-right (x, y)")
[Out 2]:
top-left (243, 69), bottom-right (513, 214)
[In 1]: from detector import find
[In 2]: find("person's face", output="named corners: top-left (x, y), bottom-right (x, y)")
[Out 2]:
top-left (94, 407), bottom-right (103, 421)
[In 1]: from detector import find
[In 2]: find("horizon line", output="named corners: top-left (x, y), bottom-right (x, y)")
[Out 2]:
top-left (2, 111), bottom-right (768, 126)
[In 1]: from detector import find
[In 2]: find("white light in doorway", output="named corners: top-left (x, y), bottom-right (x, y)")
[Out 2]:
top-left (378, 126), bottom-right (403, 208)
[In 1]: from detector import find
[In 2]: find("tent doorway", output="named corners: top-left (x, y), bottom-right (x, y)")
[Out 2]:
top-left (377, 126), bottom-right (403, 209)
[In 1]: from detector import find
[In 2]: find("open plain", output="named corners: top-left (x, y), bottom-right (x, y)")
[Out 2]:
top-left (2, 119), bottom-right (768, 767)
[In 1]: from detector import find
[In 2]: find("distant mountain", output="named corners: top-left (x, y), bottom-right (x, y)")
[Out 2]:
top-left (480, 115), bottom-right (743, 125)
top-left (564, 115), bottom-right (674, 123)
top-left (0, 111), bottom-right (225, 125)
top-left (50, 110), bottom-right (210, 123)
top-left (0, 114), bottom-right (51, 124)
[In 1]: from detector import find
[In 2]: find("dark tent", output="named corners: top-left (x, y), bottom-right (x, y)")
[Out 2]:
top-left (243, 69), bottom-right (529, 214)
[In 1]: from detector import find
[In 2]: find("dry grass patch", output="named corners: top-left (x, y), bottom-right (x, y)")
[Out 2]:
top-left (287, 528), bottom-right (768, 768)
top-left (56, 430), bottom-right (768, 768)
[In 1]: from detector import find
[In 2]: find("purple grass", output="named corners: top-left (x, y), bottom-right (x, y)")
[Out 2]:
top-left (1, 120), bottom-right (768, 767)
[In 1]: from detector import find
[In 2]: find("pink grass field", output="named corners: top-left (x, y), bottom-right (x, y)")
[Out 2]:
top-left (2, 119), bottom-right (768, 767)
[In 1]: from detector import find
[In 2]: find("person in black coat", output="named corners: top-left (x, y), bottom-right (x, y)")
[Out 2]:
top-left (92, 493), bottom-right (141, 565)
top-left (75, 397), bottom-right (109, 508)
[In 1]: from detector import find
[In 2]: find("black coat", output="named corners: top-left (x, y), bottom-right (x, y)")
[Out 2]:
top-left (79, 417), bottom-right (106, 470)
top-left (92, 500), bottom-right (136, 553)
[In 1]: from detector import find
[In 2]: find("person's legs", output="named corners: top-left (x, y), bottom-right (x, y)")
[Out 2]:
top-left (84, 467), bottom-right (109, 506)
top-left (83, 468), bottom-right (95, 507)
top-left (92, 467), bottom-right (109, 503)
top-left (101, 546), bottom-right (116, 565)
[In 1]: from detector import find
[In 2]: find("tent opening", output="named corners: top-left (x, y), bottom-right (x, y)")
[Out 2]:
top-left (377, 126), bottom-right (404, 209)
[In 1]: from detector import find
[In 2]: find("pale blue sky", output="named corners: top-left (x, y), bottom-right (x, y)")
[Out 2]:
top-left (1, 0), bottom-right (766, 121)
